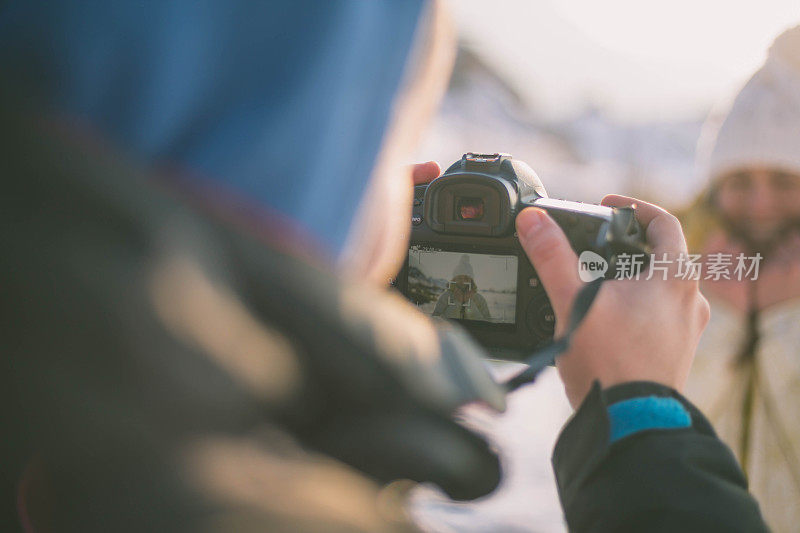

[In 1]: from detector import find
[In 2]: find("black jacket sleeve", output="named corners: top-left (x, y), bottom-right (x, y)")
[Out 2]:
top-left (552, 381), bottom-right (768, 533)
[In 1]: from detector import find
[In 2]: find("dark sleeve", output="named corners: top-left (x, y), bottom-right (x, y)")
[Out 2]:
top-left (552, 381), bottom-right (768, 533)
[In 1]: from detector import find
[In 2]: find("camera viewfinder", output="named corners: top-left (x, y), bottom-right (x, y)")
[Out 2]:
top-left (457, 197), bottom-right (485, 221)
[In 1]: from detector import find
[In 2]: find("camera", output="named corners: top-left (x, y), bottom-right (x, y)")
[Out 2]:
top-left (395, 153), bottom-right (649, 360)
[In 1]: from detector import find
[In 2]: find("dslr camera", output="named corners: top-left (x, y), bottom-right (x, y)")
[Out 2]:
top-left (395, 153), bottom-right (648, 360)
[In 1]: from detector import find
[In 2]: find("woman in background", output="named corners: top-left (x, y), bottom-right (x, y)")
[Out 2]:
top-left (682, 25), bottom-right (800, 532)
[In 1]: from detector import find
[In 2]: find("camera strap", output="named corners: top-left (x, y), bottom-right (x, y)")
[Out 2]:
top-left (503, 278), bottom-right (604, 392)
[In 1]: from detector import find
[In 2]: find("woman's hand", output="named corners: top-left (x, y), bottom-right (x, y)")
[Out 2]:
top-left (699, 230), bottom-right (751, 313)
top-left (698, 229), bottom-right (800, 312)
top-left (515, 196), bottom-right (710, 408)
top-left (755, 231), bottom-right (800, 310)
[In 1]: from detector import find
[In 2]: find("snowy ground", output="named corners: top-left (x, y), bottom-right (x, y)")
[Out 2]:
top-left (481, 292), bottom-right (517, 324)
top-left (409, 364), bottom-right (573, 533)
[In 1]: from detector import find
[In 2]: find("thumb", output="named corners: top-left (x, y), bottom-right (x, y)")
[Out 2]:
top-left (516, 208), bottom-right (581, 319)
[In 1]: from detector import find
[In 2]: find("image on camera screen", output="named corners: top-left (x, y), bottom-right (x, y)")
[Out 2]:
top-left (407, 246), bottom-right (518, 324)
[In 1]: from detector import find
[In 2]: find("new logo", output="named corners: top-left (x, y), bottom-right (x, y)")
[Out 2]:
top-left (578, 251), bottom-right (608, 282)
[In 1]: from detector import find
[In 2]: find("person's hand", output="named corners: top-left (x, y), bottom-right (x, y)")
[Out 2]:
top-left (451, 275), bottom-right (476, 303)
top-left (338, 161), bottom-right (440, 286)
top-left (755, 231), bottom-right (800, 310)
top-left (699, 229), bottom-right (750, 313)
top-left (699, 229), bottom-right (800, 312)
top-left (515, 195), bottom-right (710, 408)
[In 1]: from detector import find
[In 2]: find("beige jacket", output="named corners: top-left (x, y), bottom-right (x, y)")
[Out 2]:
top-left (685, 297), bottom-right (800, 532)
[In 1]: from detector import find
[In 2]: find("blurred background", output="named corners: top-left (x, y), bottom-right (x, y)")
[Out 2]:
top-left (416, 0), bottom-right (800, 208)
top-left (410, 2), bottom-right (800, 531)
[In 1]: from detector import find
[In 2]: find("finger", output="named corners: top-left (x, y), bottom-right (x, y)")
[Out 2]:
top-left (411, 161), bottom-right (441, 185)
top-left (601, 194), bottom-right (687, 255)
top-left (516, 208), bottom-right (581, 319)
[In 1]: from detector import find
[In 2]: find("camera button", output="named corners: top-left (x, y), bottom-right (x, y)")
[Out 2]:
top-left (412, 214), bottom-right (423, 226)
top-left (413, 197), bottom-right (423, 207)
top-left (526, 300), bottom-right (556, 338)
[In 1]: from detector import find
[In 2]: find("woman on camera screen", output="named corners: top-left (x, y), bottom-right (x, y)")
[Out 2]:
top-left (432, 254), bottom-right (492, 321)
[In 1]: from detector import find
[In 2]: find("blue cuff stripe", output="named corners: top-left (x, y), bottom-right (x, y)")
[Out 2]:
top-left (607, 396), bottom-right (691, 443)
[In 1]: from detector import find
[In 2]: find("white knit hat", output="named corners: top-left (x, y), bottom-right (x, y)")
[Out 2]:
top-left (452, 254), bottom-right (474, 279)
top-left (698, 25), bottom-right (800, 187)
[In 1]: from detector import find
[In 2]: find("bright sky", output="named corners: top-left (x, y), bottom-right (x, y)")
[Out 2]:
top-left (451, 0), bottom-right (800, 122)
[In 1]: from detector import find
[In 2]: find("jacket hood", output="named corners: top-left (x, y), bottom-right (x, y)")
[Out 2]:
top-left (0, 0), bottom-right (425, 255)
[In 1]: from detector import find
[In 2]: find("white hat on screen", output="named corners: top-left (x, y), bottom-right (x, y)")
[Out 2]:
top-left (452, 254), bottom-right (474, 279)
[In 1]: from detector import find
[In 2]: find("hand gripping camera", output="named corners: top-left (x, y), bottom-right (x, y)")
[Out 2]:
top-left (395, 153), bottom-right (649, 360)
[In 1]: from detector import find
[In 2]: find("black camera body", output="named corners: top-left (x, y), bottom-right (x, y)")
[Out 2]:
top-left (395, 153), bottom-right (648, 360)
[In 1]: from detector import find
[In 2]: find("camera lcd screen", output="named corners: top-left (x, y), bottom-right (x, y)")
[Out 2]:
top-left (407, 246), bottom-right (518, 324)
